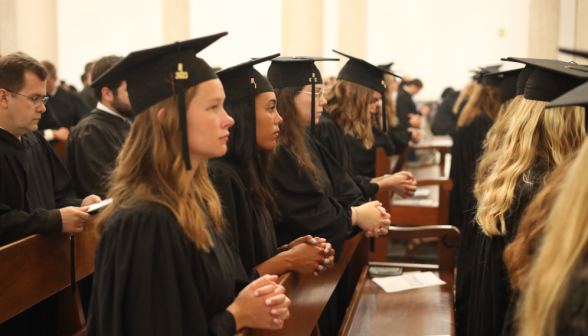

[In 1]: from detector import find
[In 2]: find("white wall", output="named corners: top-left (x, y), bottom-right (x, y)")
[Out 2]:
top-left (56, 0), bottom-right (162, 90)
top-left (189, 0), bottom-right (282, 75)
top-left (365, 0), bottom-right (531, 101)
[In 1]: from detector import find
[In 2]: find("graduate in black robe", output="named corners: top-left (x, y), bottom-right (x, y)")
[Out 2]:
top-left (210, 55), bottom-right (333, 280)
top-left (453, 68), bottom-right (523, 336)
top-left (431, 89), bottom-right (460, 137)
top-left (347, 125), bottom-right (394, 178)
top-left (465, 59), bottom-right (588, 336)
top-left (317, 50), bottom-right (415, 200)
top-left (65, 56), bottom-right (133, 199)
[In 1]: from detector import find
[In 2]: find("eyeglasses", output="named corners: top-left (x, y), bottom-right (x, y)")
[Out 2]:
top-left (2, 89), bottom-right (50, 106)
top-left (299, 89), bottom-right (325, 100)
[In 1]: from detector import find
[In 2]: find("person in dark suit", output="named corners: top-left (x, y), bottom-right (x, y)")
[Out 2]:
top-left (78, 61), bottom-right (98, 113)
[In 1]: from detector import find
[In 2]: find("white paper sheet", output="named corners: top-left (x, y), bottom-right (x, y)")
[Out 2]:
top-left (372, 271), bottom-right (446, 293)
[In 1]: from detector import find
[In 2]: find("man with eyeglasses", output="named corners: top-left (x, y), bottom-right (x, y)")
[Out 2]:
top-left (0, 52), bottom-right (103, 335)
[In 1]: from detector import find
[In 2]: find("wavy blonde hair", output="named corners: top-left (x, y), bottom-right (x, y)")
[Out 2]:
top-left (517, 141), bottom-right (588, 336)
top-left (457, 85), bottom-right (501, 128)
top-left (325, 80), bottom-right (375, 148)
top-left (475, 99), bottom-right (585, 236)
top-left (474, 95), bottom-right (523, 198)
top-left (95, 86), bottom-right (224, 251)
top-left (453, 80), bottom-right (478, 114)
top-left (384, 74), bottom-right (399, 127)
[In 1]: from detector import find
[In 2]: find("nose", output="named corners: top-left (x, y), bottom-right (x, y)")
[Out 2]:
top-left (319, 95), bottom-right (327, 107)
top-left (275, 109), bottom-right (283, 125)
top-left (38, 103), bottom-right (47, 113)
top-left (221, 107), bottom-right (234, 128)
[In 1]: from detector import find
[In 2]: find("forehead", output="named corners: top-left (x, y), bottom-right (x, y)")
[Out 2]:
top-left (21, 71), bottom-right (46, 93)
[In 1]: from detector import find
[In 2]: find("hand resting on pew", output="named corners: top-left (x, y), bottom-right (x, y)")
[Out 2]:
top-left (261, 236), bottom-right (336, 276)
top-left (352, 201), bottom-right (391, 238)
top-left (371, 171), bottom-right (417, 198)
top-left (59, 194), bottom-right (102, 233)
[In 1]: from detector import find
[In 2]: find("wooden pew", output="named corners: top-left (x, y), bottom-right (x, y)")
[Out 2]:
top-left (338, 225), bottom-right (460, 336)
top-left (244, 232), bottom-right (370, 336)
top-left (0, 221), bottom-right (98, 335)
top-left (372, 148), bottom-right (453, 261)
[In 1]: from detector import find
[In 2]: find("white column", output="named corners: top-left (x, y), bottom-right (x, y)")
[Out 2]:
top-left (0, 0), bottom-right (58, 64)
top-left (162, 0), bottom-right (190, 44)
top-left (282, 0), bottom-right (324, 70)
top-left (337, 0), bottom-right (367, 69)
top-left (528, 0), bottom-right (560, 59)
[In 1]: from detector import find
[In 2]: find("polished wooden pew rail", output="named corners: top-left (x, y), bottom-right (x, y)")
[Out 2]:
top-left (0, 222), bottom-right (98, 335)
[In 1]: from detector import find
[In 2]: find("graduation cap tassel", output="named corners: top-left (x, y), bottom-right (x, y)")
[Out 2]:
top-left (250, 75), bottom-right (258, 154)
top-left (382, 90), bottom-right (388, 133)
top-left (70, 233), bottom-right (75, 293)
top-left (310, 74), bottom-right (316, 136)
top-left (175, 42), bottom-right (192, 171)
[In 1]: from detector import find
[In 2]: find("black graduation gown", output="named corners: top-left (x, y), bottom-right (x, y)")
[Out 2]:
top-left (395, 87), bottom-right (417, 130)
top-left (78, 85), bottom-right (98, 114)
top-left (41, 87), bottom-right (87, 129)
top-left (208, 158), bottom-right (277, 280)
top-left (37, 107), bottom-right (61, 132)
top-left (65, 109), bottom-right (131, 198)
top-left (431, 91), bottom-right (460, 137)
top-left (451, 113), bottom-right (494, 336)
top-left (0, 128), bottom-right (82, 247)
top-left (315, 114), bottom-right (379, 199)
top-left (347, 125), bottom-right (395, 178)
top-left (466, 169), bottom-right (546, 336)
top-left (270, 131), bottom-right (364, 259)
top-left (0, 128), bottom-right (82, 335)
top-left (87, 201), bottom-right (249, 336)
top-left (387, 127), bottom-right (413, 155)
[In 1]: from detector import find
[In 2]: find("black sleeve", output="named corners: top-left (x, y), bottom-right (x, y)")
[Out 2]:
top-left (0, 203), bottom-right (62, 245)
top-left (209, 169), bottom-right (260, 282)
top-left (271, 147), bottom-right (356, 256)
top-left (88, 209), bottom-right (237, 336)
top-left (65, 124), bottom-right (118, 198)
top-left (395, 94), bottom-right (414, 130)
top-left (387, 128), bottom-right (412, 155)
top-left (36, 132), bottom-right (82, 207)
top-left (37, 107), bottom-right (61, 131)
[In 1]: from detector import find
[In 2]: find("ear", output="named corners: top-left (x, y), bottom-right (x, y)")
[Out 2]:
top-left (0, 89), bottom-right (10, 109)
top-left (101, 87), bottom-right (113, 103)
top-left (157, 107), bottom-right (166, 125)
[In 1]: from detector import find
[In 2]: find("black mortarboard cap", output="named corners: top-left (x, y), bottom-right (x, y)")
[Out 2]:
top-left (483, 68), bottom-right (523, 103)
top-left (267, 56), bottom-right (339, 135)
top-left (378, 62), bottom-right (394, 71)
top-left (515, 65), bottom-right (537, 96)
top-left (481, 74), bottom-right (503, 88)
top-left (559, 48), bottom-right (588, 59)
top-left (546, 82), bottom-right (588, 108)
top-left (503, 57), bottom-right (588, 102)
top-left (218, 54), bottom-right (279, 151)
top-left (471, 64), bottom-right (502, 84)
top-left (334, 50), bottom-right (401, 132)
top-left (91, 32), bottom-right (227, 170)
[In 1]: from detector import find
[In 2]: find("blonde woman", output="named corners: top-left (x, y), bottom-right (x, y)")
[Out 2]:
top-left (317, 50), bottom-right (416, 201)
top-left (87, 35), bottom-right (291, 335)
top-left (517, 76), bottom-right (588, 336)
top-left (466, 59), bottom-right (587, 336)
top-left (455, 67), bottom-right (530, 336)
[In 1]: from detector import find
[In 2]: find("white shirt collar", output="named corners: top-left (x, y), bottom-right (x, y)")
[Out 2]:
top-left (97, 102), bottom-right (127, 121)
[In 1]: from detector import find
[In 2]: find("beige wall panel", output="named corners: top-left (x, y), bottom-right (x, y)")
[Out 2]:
top-left (282, 0), bottom-right (324, 71)
top-left (574, 0), bottom-right (588, 62)
top-left (163, 0), bottom-right (189, 44)
top-left (338, 0), bottom-right (366, 69)
top-left (528, 0), bottom-right (560, 58)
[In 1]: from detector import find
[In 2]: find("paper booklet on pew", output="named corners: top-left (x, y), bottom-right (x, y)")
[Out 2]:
top-left (371, 271), bottom-right (445, 293)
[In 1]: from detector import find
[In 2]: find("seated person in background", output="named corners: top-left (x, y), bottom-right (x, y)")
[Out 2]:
top-left (0, 51), bottom-right (101, 335)
top-left (210, 56), bottom-right (335, 280)
top-left (431, 87), bottom-right (459, 137)
top-left (388, 77), bottom-right (422, 154)
top-left (39, 60), bottom-right (87, 135)
top-left (66, 55), bottom-right (132, 199)
top-left (87, 34), bottom-right (291, 335)
top-left (78, 61), bottom-right (98, 113)
top-left (318, 50), bottom-right (416, 201)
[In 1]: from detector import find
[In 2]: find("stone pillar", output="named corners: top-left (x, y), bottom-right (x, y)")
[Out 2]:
top-left (162, 0), bottom-right (190, 44)
top-left (574, 0), bottom-right (588, 61)
top-left (337, 0), bottom-right (367, 69)
top-left (528, 0), bottom-right (560, 59)
top-left (282, 0), bottom-right (324, 69)
top-left (0, 0), bottom-right (58, 64)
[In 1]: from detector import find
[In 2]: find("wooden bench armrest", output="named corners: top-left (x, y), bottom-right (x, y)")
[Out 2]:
top-left (415, 178), bottom-right (453, 191)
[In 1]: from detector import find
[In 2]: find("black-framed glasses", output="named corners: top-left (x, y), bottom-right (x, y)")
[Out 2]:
top-left (2, 88), bottom-right (50, 106)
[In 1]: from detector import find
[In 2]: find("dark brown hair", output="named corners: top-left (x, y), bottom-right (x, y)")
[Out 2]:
top-left (92, 55), bottom-right (123, 101)
top-left (457, 85), bottom-right (501, 128)
top-left (0, 52), bottom-right (48, 93)
top-left (41, 60), bottom-right (56, 78)
top-left (274, 86), bottom-right (320, 182)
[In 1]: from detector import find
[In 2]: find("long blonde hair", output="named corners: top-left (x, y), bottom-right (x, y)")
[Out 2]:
top-left (325, 80), bottom-right (375, 149)
top-left (95, 86), bottom-right (224, 251)
top-left (517, 141), bottom-right (588, 336)
top-left (457, 85), bottom-right (501, 128)
top-left (453, 80), bottom-right (477, 114)
top-left (474, 95), bottom-right (523, 198)
top-left (384, 74), bottom-right (399, 127)
top-left (475, 99), bottom-right (585, 236)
